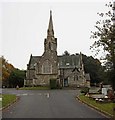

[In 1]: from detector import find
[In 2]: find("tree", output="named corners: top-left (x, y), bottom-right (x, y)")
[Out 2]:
top-left (82, 54), bottom-right (105, 85)
top-left (1, 56), bottom-right (26, 88)
top-left (8, 69), bottom-right (26, 88)
top-left (1, 56), bottom-right (15, 87)
top-left (63, 50), bottom-right (70, 56)
top-left (90, 2), bottom-right (115, 90)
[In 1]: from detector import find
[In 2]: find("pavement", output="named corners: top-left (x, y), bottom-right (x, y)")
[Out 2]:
top-left (2, 89), bottom-right (110, 118)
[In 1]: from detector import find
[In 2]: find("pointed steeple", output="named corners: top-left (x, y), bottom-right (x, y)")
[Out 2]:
top-left (79, 52), bottom-right (85, 75)
top-left (47, 10), bottom-right (54, 37)
top-left (44, 10), bottom-right (57, 52)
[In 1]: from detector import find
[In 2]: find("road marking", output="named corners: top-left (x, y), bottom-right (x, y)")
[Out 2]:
top-left (17, 93), bottom-right (43, 96)
top-left (46, 93), bottom-right (50, 98)
top-left (22, 94), bottom-right (28, 96)
top-left (17, 93), bottom-right (51, 96)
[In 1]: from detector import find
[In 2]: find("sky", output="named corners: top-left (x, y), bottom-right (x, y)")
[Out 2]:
top-left (0, 0), bottom-right (113, 70)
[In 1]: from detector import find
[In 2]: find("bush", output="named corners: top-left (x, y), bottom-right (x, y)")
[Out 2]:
top-left (81, 87), bottom-right (89, 94)
top-left (50, 79), bottom-right (57, 89)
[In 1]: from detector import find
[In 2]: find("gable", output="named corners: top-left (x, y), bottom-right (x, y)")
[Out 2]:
top-left (58, 55), bottom-right (81, 68)
top-left (28, 56), bottom-right (41, 69)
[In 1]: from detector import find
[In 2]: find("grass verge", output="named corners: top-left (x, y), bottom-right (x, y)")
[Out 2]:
top-left (2, 94), bottom-right (17, 108)
top-left (0, 94), bottom-right (2, 109)
top-left (19, 86), bottom-right (50, 90)
top-left (78, 95), bottom-right (114, 117)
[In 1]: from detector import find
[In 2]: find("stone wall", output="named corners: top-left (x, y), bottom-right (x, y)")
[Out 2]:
top-left (59, 68), bottom-right (86, 87)
top-left (26, 69), bottom-right (35, 80)
top-left (36, 74), bottom-right (57, 86)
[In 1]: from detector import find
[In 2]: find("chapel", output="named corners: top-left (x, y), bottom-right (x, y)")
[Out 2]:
top-left (25, 11), bottom-right (90, 88)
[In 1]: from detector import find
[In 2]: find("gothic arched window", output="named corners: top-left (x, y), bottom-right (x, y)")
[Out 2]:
top-left (42, 60), bottom-right (52, 74)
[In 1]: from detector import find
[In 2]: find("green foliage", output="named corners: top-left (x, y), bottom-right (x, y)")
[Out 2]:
top-left (19, 86), bottom-right (49, 90)
top-left (63, 50), bottom-right (70, 56)
top-left (90, 2), bottom-right (115, 89)
top-left (0, 94), bottom-right (2, 109)
top-left (50, 78), bottom-right (57, 89)
top-left (8, 69), bottom-right (26, 88)
top-left (80, 87), bottom-right (89, 94)
top-left (79, 95), bottom-right (114, 116)
top-left (1, 56), bottom-right (15, 86)
top-left (1, 56), bottom-right (26, 88)
top-left (90, 2), bottom-right (114, 58)
top-left (82, 54), bottom-right (104, 84)
top-left (2, 94), bottom-right (17, 108)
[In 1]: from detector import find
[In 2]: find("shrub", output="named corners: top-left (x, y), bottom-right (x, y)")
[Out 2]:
top-left (81, 87), bottom-right (89, 94)
top-left (50, 79), bottom-right (57, 89)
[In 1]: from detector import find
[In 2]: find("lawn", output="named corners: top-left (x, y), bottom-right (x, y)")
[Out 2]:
top-left (0, 101), bottom-right (1, 109)
top-left (2, 94), bottom-right (17, 108)
top-left (0, 94), bottom-right (2, 109)
top-left (78, 95), bottom-right (114, 117)
top-left (19, 86), bottom-right (50, 90)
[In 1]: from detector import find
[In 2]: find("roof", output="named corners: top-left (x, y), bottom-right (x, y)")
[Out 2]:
top-left (28, 55), bottom-right (41, 69)
top-left (28, 54), bottom-right (81, 69)
top-left (58, 55), bottom-right (80, 68)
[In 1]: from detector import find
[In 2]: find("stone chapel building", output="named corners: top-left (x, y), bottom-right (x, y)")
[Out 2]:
top-left (24, 11), bottom-right (90, 88)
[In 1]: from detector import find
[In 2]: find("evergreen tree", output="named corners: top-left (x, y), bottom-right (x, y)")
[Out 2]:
top-left (82, 54), bottom-right (105, 85)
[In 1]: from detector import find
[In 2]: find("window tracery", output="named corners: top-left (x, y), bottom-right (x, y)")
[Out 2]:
top-left (42, 60), bottom-right (52, 74)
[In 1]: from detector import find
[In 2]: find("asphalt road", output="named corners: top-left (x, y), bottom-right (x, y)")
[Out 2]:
top-left (2, 89), bottom-right (108, 118)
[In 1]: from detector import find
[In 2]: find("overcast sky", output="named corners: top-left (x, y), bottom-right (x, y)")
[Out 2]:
top-left (1, 0), bottom-right (113, 69)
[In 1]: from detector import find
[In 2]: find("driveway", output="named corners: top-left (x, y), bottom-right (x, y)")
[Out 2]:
top-left (2, 89), bottom-right (108, 118)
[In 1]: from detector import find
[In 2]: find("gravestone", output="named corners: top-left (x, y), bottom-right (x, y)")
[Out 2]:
top-left (102, 88), bottom-right (107, 95)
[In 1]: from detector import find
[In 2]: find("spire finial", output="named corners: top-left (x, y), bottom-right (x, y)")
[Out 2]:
top-left (50, 10), bottom-right (52, 16)
top-left (47, 10), bottom-right (54, 37)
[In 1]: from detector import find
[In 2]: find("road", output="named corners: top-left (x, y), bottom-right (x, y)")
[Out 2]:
top-left (2, 89), bottom-right (108, 118)
top-left (0, 88), bottom-right (2, 120)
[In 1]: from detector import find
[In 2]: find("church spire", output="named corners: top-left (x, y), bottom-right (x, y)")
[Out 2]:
top-left (47, 10), bottom-right (54, 37)
top-left (79, 52), bottom-right (85, 75)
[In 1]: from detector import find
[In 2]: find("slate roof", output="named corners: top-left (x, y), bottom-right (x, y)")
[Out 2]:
top-left (28, 55), bottom-right (41, 69)
top-left (58, 55), bottom-right (80, 68)
top-left (28, 54), bottom-right (81, 69)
